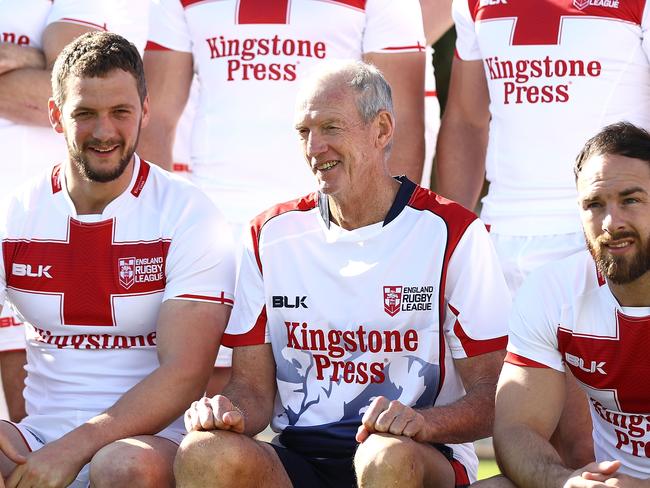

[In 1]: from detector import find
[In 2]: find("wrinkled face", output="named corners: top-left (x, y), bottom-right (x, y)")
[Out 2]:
top-left (49, 69), bottom-right (148, 183)
top-left (578, 153), bottom-right (650, 285)
top-left (294, 81), bottom-right (379, 199)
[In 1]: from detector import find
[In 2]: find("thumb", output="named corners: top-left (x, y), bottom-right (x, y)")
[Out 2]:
top-left (0, 435), bottom-right (26, 466)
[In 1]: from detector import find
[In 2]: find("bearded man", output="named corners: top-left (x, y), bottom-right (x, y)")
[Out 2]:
top-left (493, 122), bottom-right (650, 487)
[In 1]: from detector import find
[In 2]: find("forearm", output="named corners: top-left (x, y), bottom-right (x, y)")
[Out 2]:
top-left (418, 381), bottom-right (495, 444)
top-left (0, 67), bottom-right (52, 126)
top-left (0, 44), bottom-right (45, 75)
top-left (494, 423), bottom-right (573, 488)
top-left (435, 114), bottom-right (487, 211)
top-left (54, 359), bottom-right (209, 463)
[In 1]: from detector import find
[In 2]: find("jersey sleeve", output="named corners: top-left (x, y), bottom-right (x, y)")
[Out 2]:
top-left (362, 0), bottom-right (425, 54)
top-left (46, 0), bottom-right (109, 32)
top-left (163, 195), bottom-right (236, 306)
top-left (146, 0), bottom-right (192, 53)
top-left (452, 0), bottom-right (482, 61)
top-left (0, 196), bottom-right (11, 308)
top-left (506, 269), bottom-right (566, 372)
top-left (443, 219), bottom-right (510, 359)
top-left (221, 224), bottom-right (269, 347)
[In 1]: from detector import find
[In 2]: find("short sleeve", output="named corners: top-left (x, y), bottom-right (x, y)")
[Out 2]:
top-left (0, 197), bottom-right (11, 307)
top-left (506, 270), bottom-right (566, 372)
top-left (452, 0), bottom-right (482, 61)
top-left (146, 0), bottom-right (193, 53)
top-left (47, 0), bottom-right (150, 54)
top-left (443, 219), bottom-right (511, 359)
top-left (221, 225), bottom-right (269, 347)
top-left (163, 196), bottom-right (236, 307)
top-left (362, 0), bottom-right (425, 54)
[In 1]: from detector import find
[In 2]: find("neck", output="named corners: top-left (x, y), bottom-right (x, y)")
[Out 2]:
top-left (609, 272), bottom-right (650, 307)
top-left (328, 174), bottom-right (400, 230)
top-left (65, 156), bottom-right (135, 215)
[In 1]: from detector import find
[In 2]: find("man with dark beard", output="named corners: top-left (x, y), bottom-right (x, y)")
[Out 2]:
top-left (491, 122), bottom-right (650, 487)
top-left (0, 32), bottom-right (235, 487)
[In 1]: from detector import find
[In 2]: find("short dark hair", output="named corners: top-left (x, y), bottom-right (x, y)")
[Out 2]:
top-left (574, 122), bottom-right (650, 180)
top-left (51, 31), bottom-right (146, 107)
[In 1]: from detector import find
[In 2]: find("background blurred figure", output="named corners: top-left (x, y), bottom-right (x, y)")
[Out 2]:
top-left (139, 0), bottom-right (427, 393)
top-left (0, 0), bottom-right (148, 423)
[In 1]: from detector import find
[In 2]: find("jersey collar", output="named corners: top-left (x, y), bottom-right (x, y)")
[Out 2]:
top-left (318, 175), bottom-right (416, 229)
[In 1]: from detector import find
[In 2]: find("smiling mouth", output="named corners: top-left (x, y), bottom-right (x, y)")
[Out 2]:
top-left (314, 160), bottom-right (340, 171)
top-left (89, 145), bottom-right (119, 153)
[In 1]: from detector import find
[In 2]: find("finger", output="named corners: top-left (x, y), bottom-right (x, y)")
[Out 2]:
top-left (375, 400), bottom-right (408, 434)
top-left (221, 410), bottom-right (245, 433)
top-left (355, 424), bottom-right (371, 443)
top-left (360, 396), bottom-right (390, 434)
top-left (582, 460), bottom-right (620, 476)
top-left (0, 436), bottom-right (26, 467)
top-left (196, 398), bottom-right (217, 431)
top-left (211, 396), bottom-right (244, 432)
top-left (6, 463), bottom-right (25, 488)
top-left (184, 401), bottom-right (199, 432)
top-left (387, 410), bottom-right (413, 437)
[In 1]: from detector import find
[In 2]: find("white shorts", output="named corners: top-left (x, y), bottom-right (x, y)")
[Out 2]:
top-left (490, 232), bottom-right (586, 294)
top-left (0, 302), bottom-right (26, 352)
top-left (2, 416), bottom-right (184, 487)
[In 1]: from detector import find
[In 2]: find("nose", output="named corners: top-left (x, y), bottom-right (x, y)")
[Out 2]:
top-left (305, 131), bottom-right (327, 160)
top-left (601, 205), bottom-right (625, 235)
top-left (92, 114), bottom-right (117, 141)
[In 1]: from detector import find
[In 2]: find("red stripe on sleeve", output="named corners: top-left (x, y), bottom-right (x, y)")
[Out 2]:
top-left (504, 352), bottom-right (551, 369)
top-left (145, 41), bottom-right (172, 51)
top-left (222, 306), bottom-right (267, 347)
top-left (450, 304), bottom-right (507, 356)
top-left (177, 293), bottom-right (234, 305)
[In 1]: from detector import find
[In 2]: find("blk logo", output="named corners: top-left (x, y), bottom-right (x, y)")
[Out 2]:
top-left (12, 263), bottom-right (52, 279)
top-left (565, 352), bottom-right (607, 375)
top-left (272, 296), bottom-right (308, 308)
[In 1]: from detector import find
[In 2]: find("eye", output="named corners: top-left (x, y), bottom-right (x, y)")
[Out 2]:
top-left (623, 197), bottom-right (640, 205)
top-left (323, 124), bottom-right (339, 132)
top-left (73, 111), bottom-right (92, 119)
top-left (296, 128), bottom-right (309, 139)
top-left (583, 200), bottom-right (602, 210)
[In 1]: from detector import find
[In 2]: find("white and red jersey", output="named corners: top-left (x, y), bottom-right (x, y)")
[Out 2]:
top-left (507, 250), bottom-right (650, 478)
top-left (146, 0), bottom-right (425, 227)
top-left (0, 155), bottom-right (235, 440)
top-left (453, 0), bottom-right (650, 236)
top-left (223, 177), bottom-right (510, 479)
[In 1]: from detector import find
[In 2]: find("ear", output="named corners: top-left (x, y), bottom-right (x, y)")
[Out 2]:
top-left (140, 95), bottom-right (151, 129)
top-left (48, 98), bottom-right (64, 134)
top-left (375, 110), bottom-right (394, 150)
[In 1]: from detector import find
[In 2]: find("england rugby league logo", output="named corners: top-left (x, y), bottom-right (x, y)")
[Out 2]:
top-left (118, 257), bottom-right (136, 290)
top-left (573, 0), bottom-right (589, 9)
top-left (383, 286), bottom-right (402, 317)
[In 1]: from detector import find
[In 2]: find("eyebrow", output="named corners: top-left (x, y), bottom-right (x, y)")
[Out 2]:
top-left (620, 187), bottom-right (647, 197)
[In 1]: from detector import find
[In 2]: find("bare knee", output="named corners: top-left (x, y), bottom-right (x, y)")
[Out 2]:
top-left (174, 430), bottom-right (256, 488)
top-left (90, 438), bottom-right (176, 488)
top-left (355, 434), bottom-right (425, 488)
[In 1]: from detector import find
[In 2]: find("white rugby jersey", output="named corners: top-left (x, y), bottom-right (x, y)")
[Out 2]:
top-left (453, 0), bottom-right (650, 236)
top-left (507, 250), bottom-right (650, 478)
top-left (223, 177), bottom-right (510, 477)
top-left (0, 155), bottom-right (235, 439)
top-left (146, 0), bottom-right (425, 226)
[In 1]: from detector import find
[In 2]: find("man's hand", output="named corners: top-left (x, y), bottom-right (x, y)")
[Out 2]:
top-left (184, 395), bottom-right (245, 434)
top-left (356, 396), bottom-right (428, 443)
top-left (563, 460), bottom-right (650, 487)
top-left (5, 440), bottom-right (85, 488)
top-left (0, 44), bottom-right (45, 76)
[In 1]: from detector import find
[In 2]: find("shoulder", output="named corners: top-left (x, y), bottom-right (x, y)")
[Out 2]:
top-left (250, 192), bottom-right (320, 234)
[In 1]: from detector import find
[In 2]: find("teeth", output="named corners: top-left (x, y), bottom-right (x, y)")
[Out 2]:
top-left (316, 160), bottom-right (339, 171)
top-left (92, 146), bottom-right (117, 153)
top-left (608, 242), bottom-right (630, 248)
